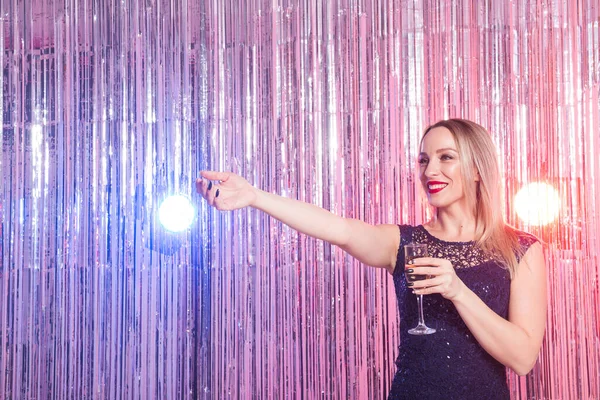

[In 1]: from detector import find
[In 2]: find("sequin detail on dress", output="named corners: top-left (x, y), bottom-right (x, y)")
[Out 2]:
top-left (387, 225), bottom-right (538, 400)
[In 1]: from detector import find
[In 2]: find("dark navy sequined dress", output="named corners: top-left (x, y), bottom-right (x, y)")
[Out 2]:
top-left (388, 225), bottom-right (538, 400)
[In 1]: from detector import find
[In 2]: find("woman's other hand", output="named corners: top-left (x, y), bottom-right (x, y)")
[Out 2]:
top-left (195, 171), bottom-right (257, 211)
top-left (406, 257), bottom-right (466, 300)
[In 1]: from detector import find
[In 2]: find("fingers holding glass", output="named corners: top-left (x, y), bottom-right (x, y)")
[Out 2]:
top-left (410, 275), bottom-right (443, 295)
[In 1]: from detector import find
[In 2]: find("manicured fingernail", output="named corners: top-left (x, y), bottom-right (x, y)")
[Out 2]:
top-left (208, 181), bottom-right (213, 190)
top-left (406, 268), bottom-right (414, 273)
top-left (407, 282), bottom-right (414, 287)
top-left (215, 189), bottom-right (220, 198)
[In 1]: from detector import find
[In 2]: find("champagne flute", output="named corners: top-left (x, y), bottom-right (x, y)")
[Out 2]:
top-left (404, 243), bottom-right (436, 335)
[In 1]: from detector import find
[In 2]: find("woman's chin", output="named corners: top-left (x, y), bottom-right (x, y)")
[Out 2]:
top-left (426, 197), bottom-right (444, 208)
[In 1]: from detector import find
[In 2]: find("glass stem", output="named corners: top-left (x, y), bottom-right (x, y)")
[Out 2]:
top-left (417, 294), bottom-right (425, 326)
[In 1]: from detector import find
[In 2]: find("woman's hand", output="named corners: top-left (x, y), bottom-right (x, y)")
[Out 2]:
top-left (406, 257), bottom-right (466, 301)
top-left (195, 171), bottom-right (258, 211)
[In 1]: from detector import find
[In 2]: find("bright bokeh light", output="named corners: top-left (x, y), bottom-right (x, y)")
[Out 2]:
top-left (31, 124), bottom-right (43, 136)
top-left (514, 182), bottom-right (561, 226)
top-left (158, 195), bottom-right (195, 232)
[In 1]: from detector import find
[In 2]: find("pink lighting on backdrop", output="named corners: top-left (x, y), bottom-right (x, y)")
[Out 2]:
top-left (0, 0), bottom-right (599, 399)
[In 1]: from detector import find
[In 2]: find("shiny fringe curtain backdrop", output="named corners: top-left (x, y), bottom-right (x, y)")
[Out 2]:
top-left (1, 0), bottom-right (598, 399)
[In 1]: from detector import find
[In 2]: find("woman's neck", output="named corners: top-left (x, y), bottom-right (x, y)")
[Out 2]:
top-left (425, 208), bottom-right (477, 242)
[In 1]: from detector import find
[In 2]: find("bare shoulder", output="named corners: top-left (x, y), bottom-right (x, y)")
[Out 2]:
top-left (376, 223), bottom-right (402, 234)
top-left (377, 223), bottom-right (401, 242)
top-left (376, 223), bottom-right (401, 273)
top-left (339, 221), bottom-right (401, 272)
top-left (515, 240), bottom-right (545, 277)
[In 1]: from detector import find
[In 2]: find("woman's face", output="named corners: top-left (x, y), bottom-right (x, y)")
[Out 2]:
top-left (418, 127), bottom-right (471, 210)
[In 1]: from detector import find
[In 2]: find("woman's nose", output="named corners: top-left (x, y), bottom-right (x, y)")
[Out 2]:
top-left (423, 160), bottom-right (439, 177)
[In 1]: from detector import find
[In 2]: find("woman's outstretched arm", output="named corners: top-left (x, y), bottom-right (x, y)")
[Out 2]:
top-left (196, 170), bottom-right (400, 272)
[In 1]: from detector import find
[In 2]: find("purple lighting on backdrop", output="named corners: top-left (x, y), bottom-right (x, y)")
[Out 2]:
top-left (1, 0), bottom-right (599, 399)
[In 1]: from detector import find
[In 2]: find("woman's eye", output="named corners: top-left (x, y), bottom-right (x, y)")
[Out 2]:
top-left (440, 154), bottom-right (454, 161)
top-left (418, 158), bottom-right (429, 165)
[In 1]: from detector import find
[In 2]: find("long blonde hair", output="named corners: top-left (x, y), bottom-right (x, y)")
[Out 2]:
top-left (422, 119), bottom-right (522, 276)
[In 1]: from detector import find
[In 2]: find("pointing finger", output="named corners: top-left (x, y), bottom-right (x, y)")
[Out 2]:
top-left (200, 170), bottom-right (231, 182)
top-left (195, 178), bottom-right (207, 195)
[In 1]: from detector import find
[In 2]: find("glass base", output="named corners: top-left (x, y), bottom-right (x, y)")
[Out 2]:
top-left (408, 324), bottom-right (436, 335)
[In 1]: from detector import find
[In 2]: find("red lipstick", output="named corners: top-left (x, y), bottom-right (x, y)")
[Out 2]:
top-left (427, 181), bottom-right (448, 194)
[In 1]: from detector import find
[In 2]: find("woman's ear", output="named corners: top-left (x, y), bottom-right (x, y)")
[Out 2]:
top-left (474, 170), bottom-right (480, 182)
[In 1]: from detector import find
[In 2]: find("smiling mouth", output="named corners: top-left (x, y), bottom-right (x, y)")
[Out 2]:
top-left (427, 182), bottom-right (448, 194)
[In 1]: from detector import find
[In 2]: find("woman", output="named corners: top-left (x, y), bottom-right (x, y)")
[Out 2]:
top-left (195, 119), bottom-right (547, 399)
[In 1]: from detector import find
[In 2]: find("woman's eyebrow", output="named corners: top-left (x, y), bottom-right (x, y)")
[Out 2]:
top-left (435, 147), bottom-right (458, 153)
top-left (419, 147), bottom-right (458, 156)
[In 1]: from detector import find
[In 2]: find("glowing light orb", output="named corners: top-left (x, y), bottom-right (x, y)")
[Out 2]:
top-left (31, 124), bottom-right (43, 136)
top-left (514, 182), bottom-right (561, 226)
top-left (158, 195), bottom-right (195, 232)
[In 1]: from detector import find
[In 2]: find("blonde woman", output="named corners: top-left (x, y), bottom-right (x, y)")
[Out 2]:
top-left (196, 119), bottom-right (547, 399)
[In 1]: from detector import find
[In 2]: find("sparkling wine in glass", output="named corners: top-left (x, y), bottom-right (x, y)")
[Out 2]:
top-left (404, 243), bottom-right (436, 335)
